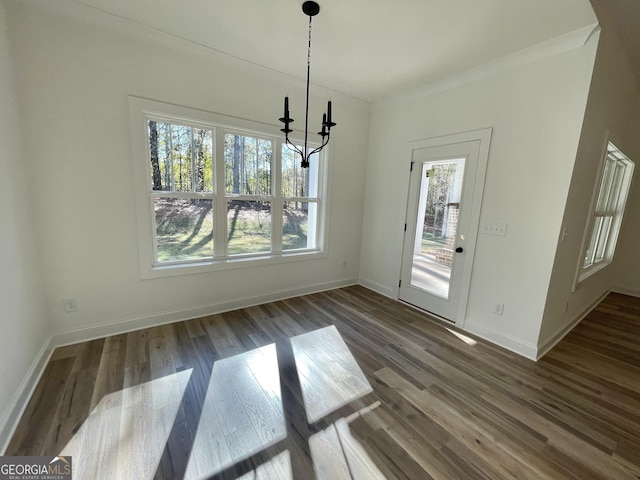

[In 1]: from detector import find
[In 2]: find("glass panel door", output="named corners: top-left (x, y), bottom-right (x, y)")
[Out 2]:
top-left (399, 135), bottom-right (488, 323)
top-left (409, 159), bottom-right (465, 299)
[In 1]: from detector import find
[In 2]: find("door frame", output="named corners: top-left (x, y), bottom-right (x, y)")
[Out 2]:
top-left (400, 128), bottom-right (492, 327)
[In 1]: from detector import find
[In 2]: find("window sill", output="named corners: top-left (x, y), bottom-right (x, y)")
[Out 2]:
top-left (577, 260), bottom-right (610, 284)
top-left (141, 249), bottom-right (327, 280)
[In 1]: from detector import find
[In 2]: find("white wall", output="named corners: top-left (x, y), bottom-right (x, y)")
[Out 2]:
top-left (0, 0), bottom-right (50, 451)
top-left (609, 51), bottom-right (640, 297)
top-left (539, 26), bottom-right (640, 349)
top-left (614, 162), bottom-right (640, 295)
top-left (360, 34), bottom-right (598, 358)
top-left (6, 1), bottom-right (370, 342)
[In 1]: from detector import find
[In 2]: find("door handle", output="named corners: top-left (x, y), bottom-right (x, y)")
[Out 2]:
top-left (455, 247), bottom-right (464, 253)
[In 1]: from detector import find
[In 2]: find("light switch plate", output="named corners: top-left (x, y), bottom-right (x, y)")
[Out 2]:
top-left (482, 222), bottom-right (507, 236)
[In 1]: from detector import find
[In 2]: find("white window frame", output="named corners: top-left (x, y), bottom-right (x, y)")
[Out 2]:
top-left (577, 140), bottom-right (634, 284)
top-left (129, 96), bottom-right (328, 279)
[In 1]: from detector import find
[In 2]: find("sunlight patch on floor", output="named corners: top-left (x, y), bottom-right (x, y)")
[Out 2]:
top-left (446, 327), bottom-right (477, 346)
top-left (184, 343), bottom-right (287, 479)
top-left (60, 369), bottom-right (193, 480)
top-left (309, 401), bottom-right (384, 480)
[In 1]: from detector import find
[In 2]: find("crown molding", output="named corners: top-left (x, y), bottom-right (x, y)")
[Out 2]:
top-left (373, 24), bottom-right (601, 112)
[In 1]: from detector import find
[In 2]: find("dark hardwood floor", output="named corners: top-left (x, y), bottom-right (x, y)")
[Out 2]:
top-left (6, 286), bottom-right (640, 479)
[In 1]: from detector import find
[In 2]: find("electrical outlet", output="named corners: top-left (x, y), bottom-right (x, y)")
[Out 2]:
top-left (493, 303), bottom-right (504, 315)
top-left (64, 297), bottom-right (78, 313)
top-left (342, 260), bottom-right (348, 270)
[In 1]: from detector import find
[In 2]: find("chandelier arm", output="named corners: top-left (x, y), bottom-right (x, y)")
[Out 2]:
top-left (308, 133), bottom-right (330, 158)
top-left (284, 136), bottom-right (305, 159)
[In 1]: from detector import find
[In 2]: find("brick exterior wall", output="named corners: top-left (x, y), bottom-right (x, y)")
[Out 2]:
top-left (435, 203), bottom-right (459, 266)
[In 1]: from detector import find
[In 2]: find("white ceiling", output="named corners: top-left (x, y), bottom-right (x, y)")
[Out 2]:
top-left (60, 0), bottom-right (603, 103)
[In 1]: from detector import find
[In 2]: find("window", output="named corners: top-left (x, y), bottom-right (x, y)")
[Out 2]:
top-left (149, 120), bottom-right (214, 263)
top-left (578, 141), bottom-right (634, 282)
top-left (130, 98), bottom-right (326, 278)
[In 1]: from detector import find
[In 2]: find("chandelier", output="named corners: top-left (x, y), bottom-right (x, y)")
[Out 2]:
top-left (279, 1), bottom-right (336, 168)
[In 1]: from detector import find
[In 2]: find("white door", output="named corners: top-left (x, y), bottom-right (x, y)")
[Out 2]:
top-left (399, 130), bottom-right (491, 324)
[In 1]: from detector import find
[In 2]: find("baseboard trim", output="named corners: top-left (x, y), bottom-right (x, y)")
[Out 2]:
top-left (357, 277), bottom-right (396, 299)
top-left (50, 278), bottom-right (358, 349)
top-left (0, 337), bottom-right (55, 454)
top-left (611, 286), bottom-right (640, 298)
top-left (536, 289), bottom-right (610, 360)
top-left (463, 321), bottom-right (538, 361)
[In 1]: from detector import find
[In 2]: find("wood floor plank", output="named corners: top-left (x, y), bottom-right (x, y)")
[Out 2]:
top-left (90, 334), bottom-right (127, 412)
top-left (43, 366), bottom-right (97, 453)
top-left (308, 423), bottom-right (352, 480)
top-left (374, 367), bottom-right (546, 480)
top-left (6, 287), bottom-right (640, 480)
top-left (6, 356), bottom-right (75, 455)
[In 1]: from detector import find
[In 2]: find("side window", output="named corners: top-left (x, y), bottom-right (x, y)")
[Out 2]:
top-left (579, 141), bottom-right (634, 282)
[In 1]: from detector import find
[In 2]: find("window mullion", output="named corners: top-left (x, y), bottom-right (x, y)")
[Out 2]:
top-left (151, 191), bottom-right (213, 200)
top-left (214, 128), bottom-right (228, 258)
top-left (272, 139), bottom-right (284, 253)
top-left (168, 124), bottom-right (175, 191)
top-left (150, 195), bottom-right (160, 265)
top-left (283, 196), bottom-right (320, 203)
top-left (190, 128), bottom-right (196, 192)
top-left (225, 194), bottom-right (272, 202)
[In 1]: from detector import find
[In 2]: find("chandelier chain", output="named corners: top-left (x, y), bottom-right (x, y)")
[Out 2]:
top-left (307, 16), bottom-right (313, 67)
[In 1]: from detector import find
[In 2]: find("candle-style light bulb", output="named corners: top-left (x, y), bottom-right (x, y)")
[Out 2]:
top-left (327, 100), bottom-right (332, 124)
top-left (284, 97), bottom-right (290, 119)
top-left (318, 113), bottom-right (327, 136)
